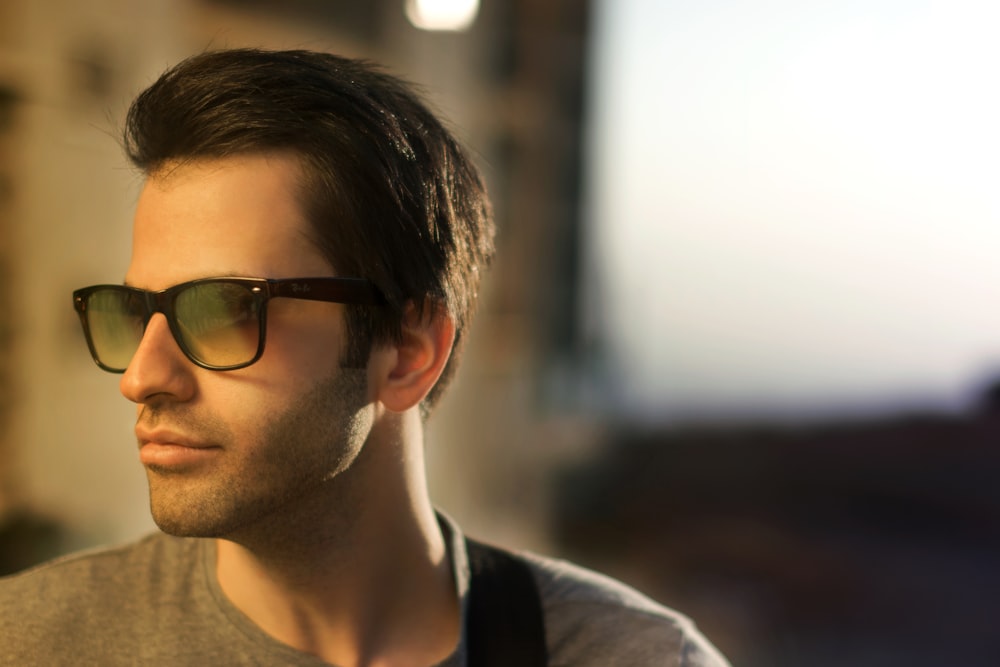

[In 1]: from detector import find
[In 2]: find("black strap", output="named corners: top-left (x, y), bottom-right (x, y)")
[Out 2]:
top-left (465, 537), bottom-right (548, 667)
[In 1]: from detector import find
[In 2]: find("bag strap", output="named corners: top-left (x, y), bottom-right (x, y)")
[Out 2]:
top-left (465, 537), bottom-right (548, 667)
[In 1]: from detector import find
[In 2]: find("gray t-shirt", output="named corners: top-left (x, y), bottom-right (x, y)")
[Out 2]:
top-left (0, 514), bottom-right (729, 666)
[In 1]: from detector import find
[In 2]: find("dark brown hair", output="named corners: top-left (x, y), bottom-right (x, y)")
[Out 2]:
top-left (123, 48), bottom-right (495, 414)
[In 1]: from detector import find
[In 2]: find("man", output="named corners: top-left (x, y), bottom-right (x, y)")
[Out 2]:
top-left (0, 49), bottom-right (729, 666)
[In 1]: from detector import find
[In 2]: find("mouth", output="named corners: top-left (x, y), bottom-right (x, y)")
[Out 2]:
top-left (137, 430), bottom-right (221, 469)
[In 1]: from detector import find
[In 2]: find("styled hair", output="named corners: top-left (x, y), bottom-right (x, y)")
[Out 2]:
top-left (123, 48), bottom-right (495, 414)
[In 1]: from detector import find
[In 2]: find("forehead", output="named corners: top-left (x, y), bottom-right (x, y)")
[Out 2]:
top-left (127, 154), bottom-right (333, 288)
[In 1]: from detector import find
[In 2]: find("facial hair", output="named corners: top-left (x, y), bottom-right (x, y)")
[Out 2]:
top-left (142, 366), bottom-right (372, 541)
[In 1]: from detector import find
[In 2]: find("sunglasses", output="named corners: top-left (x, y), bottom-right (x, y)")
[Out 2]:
top-left (72, 276), bottom-right (385, 372)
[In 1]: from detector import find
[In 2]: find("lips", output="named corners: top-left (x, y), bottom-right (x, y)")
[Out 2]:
top-left (137, 429), bottom-right (221, 469)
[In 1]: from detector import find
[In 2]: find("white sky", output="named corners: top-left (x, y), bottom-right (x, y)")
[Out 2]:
top-left (584, 0), bottom-right (1000, 420)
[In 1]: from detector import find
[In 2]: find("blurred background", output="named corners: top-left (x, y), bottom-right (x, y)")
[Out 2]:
top-left (1, 0), bottom-right (999, 664)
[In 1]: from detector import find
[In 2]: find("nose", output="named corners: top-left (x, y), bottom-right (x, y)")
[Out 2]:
top-left (119, 313), bottom-right (196, 405)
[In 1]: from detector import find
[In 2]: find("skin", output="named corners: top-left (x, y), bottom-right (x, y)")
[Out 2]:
top-left (121, 153), bottom-right (460, 666)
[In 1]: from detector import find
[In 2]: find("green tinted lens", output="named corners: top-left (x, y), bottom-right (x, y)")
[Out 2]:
top-left (86, 288), bottom-right (147, 371)
top-left (174, 281), bottom-right (261, 368)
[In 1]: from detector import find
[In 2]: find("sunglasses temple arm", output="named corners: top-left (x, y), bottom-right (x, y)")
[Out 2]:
top-left (270, 279), bottom-right (386, 305)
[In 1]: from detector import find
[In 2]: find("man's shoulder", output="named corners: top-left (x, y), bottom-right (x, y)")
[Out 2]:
top-left (517, 550), bottom-right (731, 667)
top-left (1, 531), bottom-right (196, 595)
top-left (0, 531), bottom-right (205, 663)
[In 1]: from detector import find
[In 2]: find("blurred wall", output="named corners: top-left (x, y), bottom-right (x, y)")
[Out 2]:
top-left (1, 0), bottom-right (171, 546)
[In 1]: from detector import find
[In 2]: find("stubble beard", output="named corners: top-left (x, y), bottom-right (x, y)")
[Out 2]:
top-left (145, 367), bottom-right (372, 542)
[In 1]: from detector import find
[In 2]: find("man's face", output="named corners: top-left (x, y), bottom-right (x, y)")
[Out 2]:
top-left (122, 154), bottom-right (375, 540)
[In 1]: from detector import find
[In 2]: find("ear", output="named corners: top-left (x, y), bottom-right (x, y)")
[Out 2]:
top-left (372, 302), bottom-right (455, 413)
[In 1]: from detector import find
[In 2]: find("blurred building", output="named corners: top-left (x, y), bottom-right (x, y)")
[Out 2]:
top-left (553, 395), bottom-right (1000, 666)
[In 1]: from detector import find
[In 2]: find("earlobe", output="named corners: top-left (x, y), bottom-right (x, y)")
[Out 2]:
top-left (376, 302), bottom-right (455, 413)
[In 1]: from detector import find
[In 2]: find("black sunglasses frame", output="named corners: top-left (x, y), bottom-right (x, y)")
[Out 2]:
top-left (72, 276), bottom-right (386, 373)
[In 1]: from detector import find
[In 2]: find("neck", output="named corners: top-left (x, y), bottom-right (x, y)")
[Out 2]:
top-left (215, 410), bottom-right (459, 667)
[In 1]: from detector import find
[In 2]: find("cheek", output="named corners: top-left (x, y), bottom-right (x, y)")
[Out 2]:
top-left (263, 301), bottom-right (348, 374)
top-left (246, 367), bottom-right (373, 485)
